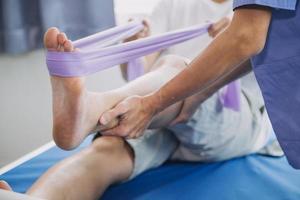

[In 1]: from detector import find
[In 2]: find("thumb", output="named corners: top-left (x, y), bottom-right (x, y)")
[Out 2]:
top-left (100, 103), bottom-right (129, 125)
top-left (169, 102), bottom-right (186, 126)
top-left (169, 117), bottom-right (181, 126)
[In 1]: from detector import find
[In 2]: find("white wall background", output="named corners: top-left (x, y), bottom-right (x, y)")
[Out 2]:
top-left (115, 0), bottom-right (161, 23)
top-left (0, 0), bottom-right (161, 168)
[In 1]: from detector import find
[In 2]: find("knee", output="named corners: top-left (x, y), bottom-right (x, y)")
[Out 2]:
top-left (91, 136), bottom-right (128, 155)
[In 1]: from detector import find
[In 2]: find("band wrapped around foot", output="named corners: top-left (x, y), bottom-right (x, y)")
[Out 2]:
top-left (46, 21), bottom-right (240, 111)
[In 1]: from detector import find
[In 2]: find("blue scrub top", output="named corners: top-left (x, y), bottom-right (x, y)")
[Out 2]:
top-left (233, 0), bottom-right (300, 169)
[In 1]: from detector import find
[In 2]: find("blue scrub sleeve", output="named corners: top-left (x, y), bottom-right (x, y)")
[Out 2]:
top-left (233, 0), bottom-right (297, 10)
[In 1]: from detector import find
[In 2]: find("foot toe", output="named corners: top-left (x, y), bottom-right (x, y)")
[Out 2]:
top-left (44, 27), bottom-right (60, 50)
top-left (64, 40), bottom-right (74, 52)
top-left (58, 32), bottom-right (67, 46)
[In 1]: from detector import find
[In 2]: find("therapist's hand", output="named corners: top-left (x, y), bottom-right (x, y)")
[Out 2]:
top-left (99, 95), bottom-right (159, 139)
top-left (124, 19), bottom-right (150, 42)
top-left (208, 17), bottom-right (230, 38)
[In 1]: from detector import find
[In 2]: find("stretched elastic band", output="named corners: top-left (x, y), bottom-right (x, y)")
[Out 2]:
top-left (46, 21), bottom-right (240, 111)
top-left (46, 21), bottom-right (209, 77)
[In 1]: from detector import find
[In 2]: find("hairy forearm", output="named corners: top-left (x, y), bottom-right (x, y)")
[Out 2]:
top-left (195, 59), bottom-right (252, 102)
top-left (147, 60), bottom-right (251, 128)
top-left (149, 8), bottom-right (271, 112)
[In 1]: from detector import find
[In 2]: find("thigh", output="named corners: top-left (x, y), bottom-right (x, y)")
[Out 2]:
top-left (126, 128), bottom-right (179, 180)
top-left (169, 91), bottom-right (265, 162)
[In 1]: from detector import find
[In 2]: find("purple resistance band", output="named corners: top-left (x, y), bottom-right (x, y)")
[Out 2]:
top-left (46, 20), bottom-right (240, 111)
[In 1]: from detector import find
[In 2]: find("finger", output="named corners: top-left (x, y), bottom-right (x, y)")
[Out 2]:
top-left (209, 18), bottom-right (229, 37)
top-left (101, 124), bottom-right (130, 137)
top-left (128, 131), bottom-right (138, 139)
top-left (133, 130), bottom-right (143, 139)
top-left (127, 125), bottom-right (141, 139)
top-left (101, 127), bottom-right (118, 136)
top-left (208, 24), bottom-right (218, 37)
top-left (100, 103), bottom-right (129, 125)
top-left (143, 20), bottom-right (150, 35)
top-left (137, 32), bottom-right (145, 38)
top-left (125, 135), bottom-right (132, 140)
top-left (216, 18), bottom-right (229, 31)
top-left (126, 123), bottom-right (140, 139)
top-left (169, 118), bottom-right (179, 126)
top-left (99, 110), bottom-right (118, 125)
top-left (142, 19), bottom-right (150, 28)
top-left (170, 116), bottom-right (184, 126)
top-left (170, 111), bottom-right (190, 125)
top-left (132, 124), bottom-right (147, 139)
top-left (169, 100), bottom-right (186, 126)
top-left (141, 27), bottom-right (149, 37)
top-left (208, 23), bottom-right (219, 37)
top-left (138, 26), bottom-right (148, 38)
top-left (127, 133), bottom-right (137, 140)
top-left (98, 118), bottom-right (119, 132)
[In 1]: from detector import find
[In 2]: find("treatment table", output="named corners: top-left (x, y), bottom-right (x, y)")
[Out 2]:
top-left (1, 135), bottom-right (300, 200)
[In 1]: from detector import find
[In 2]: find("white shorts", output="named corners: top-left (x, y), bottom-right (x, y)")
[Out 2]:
top-left (126, 90), bottom-right (276, 179)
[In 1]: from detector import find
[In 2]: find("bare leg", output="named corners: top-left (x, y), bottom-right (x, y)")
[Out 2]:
top-left (45, 28), bottom-right (186, 150)
top-left (0, 137), bottom-right (133, 200)
top-left (0, 29), bottom-right (186, 199)
top-left (27, 137), bottom-right (133, 200)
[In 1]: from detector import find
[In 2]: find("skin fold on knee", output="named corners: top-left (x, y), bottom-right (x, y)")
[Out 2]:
top-left (91, 136), bottom-right (135, 182)
top-left (91, 136), bottom-right (134, 159)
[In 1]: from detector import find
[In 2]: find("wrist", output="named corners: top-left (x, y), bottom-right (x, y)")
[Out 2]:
top-left (143, 92), bottom-right (163, 116)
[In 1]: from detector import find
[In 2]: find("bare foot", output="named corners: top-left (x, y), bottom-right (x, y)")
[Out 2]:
top-left (0, 180), bottom-right (42, 200)
top-left (44, 28), bottom-right (120, 150)
top-left (44, 28), bottom-right (185, 149)
top-left (0, 180), bottom-right (12, 191)
top-left (44, 27), bottom-right (88, 150)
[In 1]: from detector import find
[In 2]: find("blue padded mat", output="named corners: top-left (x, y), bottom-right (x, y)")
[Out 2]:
top-left (1, 136), bottom-right (300, 200)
